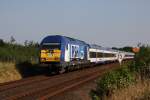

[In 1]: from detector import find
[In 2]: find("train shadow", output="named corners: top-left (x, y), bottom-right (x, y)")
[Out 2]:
top-left (15, 61), bottom-right (120, 78)
top-left (15, 62), bottom-right (50, 78)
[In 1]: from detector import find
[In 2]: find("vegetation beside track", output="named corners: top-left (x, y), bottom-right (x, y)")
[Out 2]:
top-left (0, 38), bottom-right (39, 63)
top-left (0, 38), bottom-right (40, 83)
top-left (0, 62), bottom-right (22, 83)
top-left (90, 44), bottom-right (150, 100)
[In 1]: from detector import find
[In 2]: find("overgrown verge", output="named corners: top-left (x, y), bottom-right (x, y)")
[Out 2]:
top-left (90, 45), bottom-right (150, 100)
top-left (90, 66), bottom-right (135, 100)
top-left (0, 38), bottom-right (39, 63)
top-left (0, 38), bottom-right (41, 83)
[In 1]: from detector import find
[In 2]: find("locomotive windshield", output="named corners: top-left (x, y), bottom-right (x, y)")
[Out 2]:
top-left (41, 43), bottom-right (61, 50)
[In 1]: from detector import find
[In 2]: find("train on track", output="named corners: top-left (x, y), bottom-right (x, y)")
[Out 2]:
top-left (39, 35), bottom-right (134, 73)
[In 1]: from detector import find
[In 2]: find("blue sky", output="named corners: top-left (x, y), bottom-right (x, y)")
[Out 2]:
top-left (0, 0), bottom-right (150, 47)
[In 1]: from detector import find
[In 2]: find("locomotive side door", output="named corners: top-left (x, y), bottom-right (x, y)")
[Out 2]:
top-left (65, 44), bottom-right (70, 62)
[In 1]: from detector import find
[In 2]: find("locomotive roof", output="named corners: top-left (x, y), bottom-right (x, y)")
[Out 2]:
top-left (41, 35), bottom-right (88, 45)
top-left (64, 36), bottom-right (87, 44)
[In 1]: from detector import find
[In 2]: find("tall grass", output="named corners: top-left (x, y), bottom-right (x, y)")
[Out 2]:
top-left (0, 40), bottom-right (39, 63)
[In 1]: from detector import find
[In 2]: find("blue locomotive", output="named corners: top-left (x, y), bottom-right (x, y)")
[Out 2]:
top-left (40, 35), bottom-right (90, 73)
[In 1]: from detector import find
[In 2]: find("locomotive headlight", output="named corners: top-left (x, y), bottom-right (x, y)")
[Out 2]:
top-left (41, 58), bottom-right (46, 62)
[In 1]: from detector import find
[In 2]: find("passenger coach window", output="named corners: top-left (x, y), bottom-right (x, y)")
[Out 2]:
top-left (103, 53), bottom-right (115, 57)
top-left (97, 52), bottom-right (103, 58)
top-left (90, 52), bottom-right (96, 58)
top-left (125, 55), bottom-right (133, 57)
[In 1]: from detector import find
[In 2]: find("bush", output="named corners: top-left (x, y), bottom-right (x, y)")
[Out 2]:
top-left (90, 67), bottom-right (135, 100)
top-left (0, 39), bottom-right (5, 46)
top-left (135, 45), bottom-right (150, 66)
top-left (129, 45), bottom-right (150, 79)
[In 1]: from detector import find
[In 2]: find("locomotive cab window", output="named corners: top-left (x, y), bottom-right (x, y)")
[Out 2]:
top-left (42, 43), bottom-right (61, 50)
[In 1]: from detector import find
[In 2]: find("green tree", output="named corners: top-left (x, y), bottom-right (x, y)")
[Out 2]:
top-left (0, 39), bottom-right (5, 46)
top-left (10, 36), bottom-right (16, 44)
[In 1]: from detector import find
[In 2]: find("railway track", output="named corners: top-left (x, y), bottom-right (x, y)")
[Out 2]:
top-left (0, 63), bottom-right (120, 100)
top-left (0, 75), bottom-right (50, 92)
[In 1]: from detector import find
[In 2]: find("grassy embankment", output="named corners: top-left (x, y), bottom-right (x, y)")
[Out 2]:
top-left (0, 39), bottom-right (39, 83)
top-left (90, 45), bottom-right (150, 100)
top-left (0, 62), bottom-right (22, 83)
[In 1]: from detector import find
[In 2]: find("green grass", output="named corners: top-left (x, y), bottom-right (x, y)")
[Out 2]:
top-left (90, 66), bottom-right (135, 100)
top-left (0, 41), bottom-right (39, 63)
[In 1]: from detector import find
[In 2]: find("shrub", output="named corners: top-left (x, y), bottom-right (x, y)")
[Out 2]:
top-left (135, 45), bottom-right (150, 67)
top-left (0, 39), bottom-right (5, 46)
top-left (129, 45), bottom-right (150, 79)
top-left (91, 67), bottom-right (135, 100)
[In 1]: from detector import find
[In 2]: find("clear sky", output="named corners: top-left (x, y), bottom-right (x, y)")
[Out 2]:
top-left (0, 0), bottom-right (150, 47)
